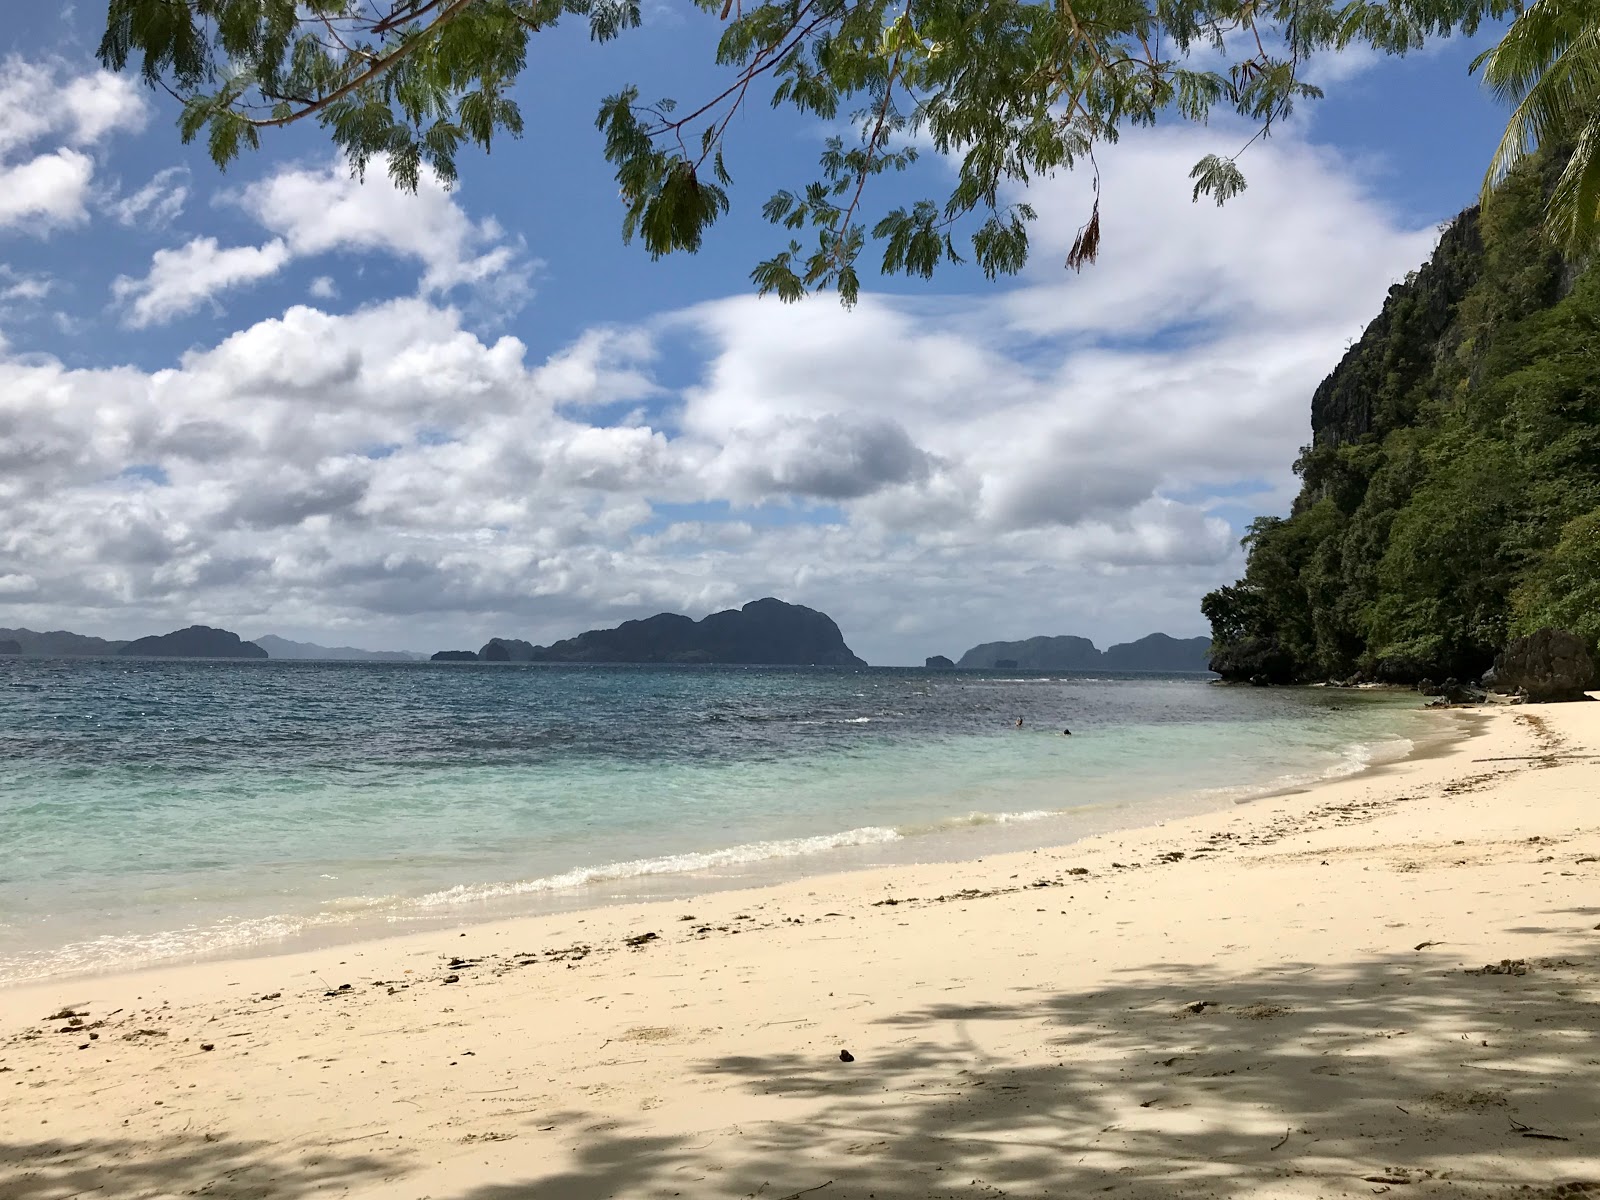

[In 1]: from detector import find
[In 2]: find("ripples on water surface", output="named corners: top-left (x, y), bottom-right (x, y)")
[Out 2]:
top-left (0, 659), bottom-right (1427, 982)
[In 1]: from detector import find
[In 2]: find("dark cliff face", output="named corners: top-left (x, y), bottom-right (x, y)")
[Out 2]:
top-left (496, 599), bottom-right (866, 666)
top-left (924, 655), bottom-right (955, 669)
top-left (479, 638), bottom-right (536, 662)
top-left (1308, 211), bottom-right (1485, 453)
top-left (694, 598), bottom-right (864, 666)
top-left (118, 626), bottom-right (268, 659)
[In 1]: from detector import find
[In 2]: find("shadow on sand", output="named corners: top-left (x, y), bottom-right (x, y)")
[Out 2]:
top-left (460, 932), bottom-right (1599, 1200)
top-left (7, 934), bottom-right (1594, 1200)
top-left (0, 1132), bottom-right (396, 1200)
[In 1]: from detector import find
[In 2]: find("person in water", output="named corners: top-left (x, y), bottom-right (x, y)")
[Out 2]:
top-left (1061, 728), bottom-right (1072, 736)
top-left (1015, 716), bottom-right (1024, 728)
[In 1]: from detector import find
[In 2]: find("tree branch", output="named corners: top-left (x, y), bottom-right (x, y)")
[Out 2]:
top-left (238, 0), bottom-right (478, 130)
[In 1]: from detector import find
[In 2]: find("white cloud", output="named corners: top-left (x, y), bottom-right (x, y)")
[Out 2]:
top-left (0, 149), bottom-right (95, 231)
top-left (0, 57), bottom-right (147, 234)
top-left (0, 265), bottom-right (52, 304)
top-left (111, 156), bottom-right (537, 328)
top-left (109, 167), bottom-right (190, 227)
top-left (708, 413), bottom-right (934, 502)
top-left (0, 120), bottom-right (1443, 661)
top-left (60, 70), bottom-right (149, 144)
top-left (240, 157), bottom-right (534, 303)
top-left (112, 237), bottom-right (292, 328)
top-left (531, 327), bottom-right (659, 409)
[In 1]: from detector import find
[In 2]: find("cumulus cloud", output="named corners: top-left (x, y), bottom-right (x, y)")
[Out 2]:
top-left (0, 57), bottom-right (146, 233)
top-left (110, 156), bottom-right (536, 327)
top-left (112, 237), bottom-right (292, 327)
top-left (239, 157), bottom-right (535, 303)
top-left (531, 327), bottom-right (659, 409)
top-left (0, 149), bottom-right (96, 231)
top-left (60, 71), bottom-right (150, 144)
top-left (1, 119), bottom-right (1440, 661)
top-left (710, 414), bottom-right (933, 502)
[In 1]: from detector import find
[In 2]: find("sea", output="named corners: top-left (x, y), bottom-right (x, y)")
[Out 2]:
top-left (0, 659), bottom-right (1437, 986)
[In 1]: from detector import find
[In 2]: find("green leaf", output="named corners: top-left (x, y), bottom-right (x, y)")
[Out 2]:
top-left (1189, 154), bottom-right (1248, 205)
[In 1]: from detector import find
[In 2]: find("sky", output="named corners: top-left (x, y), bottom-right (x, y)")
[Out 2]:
top-left (0, 5), bottom-right (1510, 663)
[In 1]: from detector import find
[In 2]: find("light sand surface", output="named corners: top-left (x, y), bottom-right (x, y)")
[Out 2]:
top-left (3, 701), bottom-right (1599, 1200)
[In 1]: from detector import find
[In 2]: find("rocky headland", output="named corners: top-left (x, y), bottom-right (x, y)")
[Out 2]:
top-left (1205, 150), bottom-right (1600, 688)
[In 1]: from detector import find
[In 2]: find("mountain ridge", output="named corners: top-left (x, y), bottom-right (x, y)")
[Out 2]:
top-left (254, 635), bottom-right (421, 662)
top-left (457, 598), bottom-right (866, 666)
top-left (0, 627), bottom-right (130, 656)
top-left (950, 632), bottom-right (1212, 672)
top-left (118, 626), bottom-right (267, 659)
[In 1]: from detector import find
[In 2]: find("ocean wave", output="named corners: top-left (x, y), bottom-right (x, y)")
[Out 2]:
top-left (893, 808), bottom-right (1058, 836)
top-left (0, 911), bottom-right (320, 986)
top-left (410, 825), bottom-right (905, 908)
top-left (0, 807), bottom-right (1065, 985)
top-left (1192, 734), bottom-right (1415, 804)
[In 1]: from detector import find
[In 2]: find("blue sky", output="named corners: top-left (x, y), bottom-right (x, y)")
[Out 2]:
top-left (0, 5), bottom-right (1510, 661)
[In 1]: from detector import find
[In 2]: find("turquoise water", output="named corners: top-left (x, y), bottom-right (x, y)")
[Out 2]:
top-left (0, 660), bottom-right (1429, 983)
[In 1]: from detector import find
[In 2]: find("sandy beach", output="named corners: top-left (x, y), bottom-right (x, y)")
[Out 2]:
top-left (2, 700), bottom-right (1597, 1200)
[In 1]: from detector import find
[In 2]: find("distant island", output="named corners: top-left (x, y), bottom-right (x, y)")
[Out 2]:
top-left (924, 654), bottom-right (955, 669)
top-left (480, 638), bottom-right (536, 662)
top-left (0, 628), bottom-right (129, 656)
top-left (946, 632), bottom-right (1213, 672)
top-left (119, 626), bottom-right (267, 659)
top-left (0, 625), bottom-right (427, 661)
top-left (437, 598), bottom-right (866, 666)
top-left (254, 635), bottom-right (421, 662)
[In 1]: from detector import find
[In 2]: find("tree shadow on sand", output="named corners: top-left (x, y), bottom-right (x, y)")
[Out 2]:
top-left (455, 1120), bottom-right (691, 1200)
top-left (0, 1132), bottom-right (399, 1200)
top-left (460, 933), bottom-right (1600, 1200)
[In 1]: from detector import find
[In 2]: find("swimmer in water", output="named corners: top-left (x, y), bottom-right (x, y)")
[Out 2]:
top-left (1015, 716), bottom-right (1023, 728)
top-left (1061, 728), bottom-right (1072, 736)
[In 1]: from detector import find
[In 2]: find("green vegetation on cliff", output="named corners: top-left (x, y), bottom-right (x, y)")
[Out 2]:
top-left (1205, 153), bottom-right (1600, 684)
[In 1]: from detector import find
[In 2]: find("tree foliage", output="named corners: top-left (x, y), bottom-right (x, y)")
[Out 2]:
top-left (1474, 0), bottom-right (1600, 250)
top-left (99, 0), bottom-right (1534, 304)
top-left (1204, 150), bottom-right (1600, 684)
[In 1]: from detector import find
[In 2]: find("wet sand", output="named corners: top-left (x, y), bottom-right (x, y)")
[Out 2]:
top-left (2, 702), bottom-right (1597, 1200)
